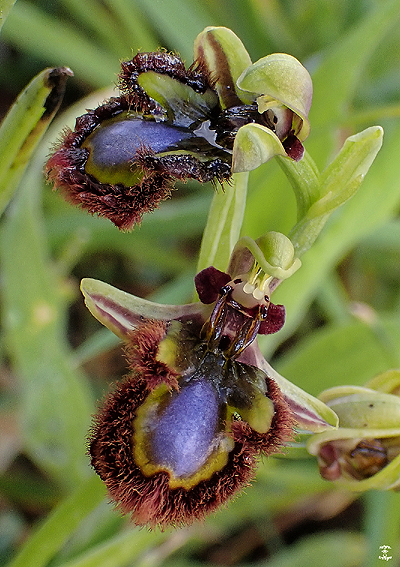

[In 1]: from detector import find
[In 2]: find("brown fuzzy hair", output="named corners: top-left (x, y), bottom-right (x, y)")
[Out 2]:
top-left (45, 96), bottom-right (176, 230)
top-left (88, 321), bottom-right (295, 528)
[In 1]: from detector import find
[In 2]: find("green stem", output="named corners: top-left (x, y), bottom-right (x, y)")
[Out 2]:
top-left (276, 151), bottom-right (320, 220)
top-left (363, 490), bottom-right (400, 567)
top-left (196, 171), bottom-right (249, 274)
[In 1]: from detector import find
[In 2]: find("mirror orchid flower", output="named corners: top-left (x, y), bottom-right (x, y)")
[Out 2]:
top-left (45, 27), bottom-right (312, 230)
top-left (83, 233), bottom-right (336, 527)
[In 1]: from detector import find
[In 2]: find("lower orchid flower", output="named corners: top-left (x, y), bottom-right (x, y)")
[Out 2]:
top-left (82, 233), bottom-right (336, 527)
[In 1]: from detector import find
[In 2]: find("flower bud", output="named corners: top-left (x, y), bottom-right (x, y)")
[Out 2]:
top-left (308, 373), bottom-right (400, 490)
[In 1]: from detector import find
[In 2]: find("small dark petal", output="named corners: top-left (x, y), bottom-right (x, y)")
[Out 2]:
top-left (258, 303), bottom-right (286, 335)
top-left (194, 266), bottom-right (231, 304)
top-left (282, 134), bottom-right (304, 161)
top-left (318, 443), bottom-right (342, 481)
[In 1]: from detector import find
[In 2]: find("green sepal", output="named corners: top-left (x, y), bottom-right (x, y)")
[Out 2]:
top-left (236, 53), bottom-right (312, 141)
top-left (193, 26), bottom-right (252, 109)
top-left (80, 277), bottom-right (207, 340)
top-left (366, 369), bottom-right (400, 394)
top-left (319, 386), bottom-right (400, 429)
top-left (289, 126), bottom-right (384, 256)
top-left (232, 123), bottom-right (287, 173)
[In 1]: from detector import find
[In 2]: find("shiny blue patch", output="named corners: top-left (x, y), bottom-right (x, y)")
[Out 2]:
top-left (150, 378), bottom-right (219, 478)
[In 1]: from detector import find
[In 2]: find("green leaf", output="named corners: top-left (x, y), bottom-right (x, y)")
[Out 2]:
top-left (289, 126), bottom-right (383, 256)
top-left (0, 66), bottom-right (72, 216)
top-left (307, 0), bottom-right (400, 167)
top-left (0, 0), bottom-right (17, 33)
top-left (259, 531), bottom-right (365, 567)
top-left (1, 170), bottom-right (94, 488)
top-left (54, 526), bottom-right (172, 567)
top-left (1, 1), bottom-right (117, 87)
top-left (7, 476), bottom-right (105, 567)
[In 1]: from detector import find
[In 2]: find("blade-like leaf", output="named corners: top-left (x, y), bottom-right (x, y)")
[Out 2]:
top-left (0, 66), bottom-right (72, 216)
top-left (1, 169), bottom-right (94, 487)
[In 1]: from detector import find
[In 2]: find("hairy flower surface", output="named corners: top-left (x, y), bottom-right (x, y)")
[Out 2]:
top-left (46, 27), bottom-right (312, 229)
top-left (83, 234), bottom-right (335, 527)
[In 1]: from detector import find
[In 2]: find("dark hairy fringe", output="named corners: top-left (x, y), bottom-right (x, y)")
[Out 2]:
top-left (119, 51), bottom-right (214, 97)
top-left (88, 323), bottom-right (295, 528)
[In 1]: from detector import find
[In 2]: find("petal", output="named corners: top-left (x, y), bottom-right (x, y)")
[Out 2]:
top-left (89, 371), bottom-right (259, 527)
top-left (232, 123), bottom-right (288, 172)
top-left (80, 277), bottom-right (207, 339)
top-left (236, 53), bottom-right (312, 141)
top-left (194, 266), bottom-right (231, 304)
top-left (193, 26), bottom-right (252, 109)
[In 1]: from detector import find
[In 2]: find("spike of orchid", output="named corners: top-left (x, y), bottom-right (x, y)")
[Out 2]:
top-left (82, 233), bottom-right (337, 528)
top-left (44, 25), bottom-right (386, 527)
top-left (45, 27), bottom-right (312, 230)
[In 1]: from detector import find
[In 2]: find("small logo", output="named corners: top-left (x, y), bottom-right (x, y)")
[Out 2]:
top-left (379, 545), bottom-right (392, 561)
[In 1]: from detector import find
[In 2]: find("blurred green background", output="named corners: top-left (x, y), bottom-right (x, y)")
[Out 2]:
top-left (1, 0), bottom-right (400, 566)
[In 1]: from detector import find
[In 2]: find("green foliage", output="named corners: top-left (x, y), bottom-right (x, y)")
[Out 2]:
top-left (1, 0), bottom-right (400, 566)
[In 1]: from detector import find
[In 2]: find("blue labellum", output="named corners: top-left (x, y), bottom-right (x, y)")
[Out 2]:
top-left (87, 118), bottom-right (193, 168)
top-left (150, 377), bottom-right (219, 478)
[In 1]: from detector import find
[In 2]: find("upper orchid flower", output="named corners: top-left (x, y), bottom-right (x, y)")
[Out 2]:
top-left (45, 27), bottom-right (312, 230)
top-left (82, 232), bottom-right (336, 528)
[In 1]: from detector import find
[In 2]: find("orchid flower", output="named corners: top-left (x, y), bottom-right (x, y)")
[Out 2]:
top-left (82, 233), bottom-right (336, 527)
top-left (45, 27), bottom-right (312, 229)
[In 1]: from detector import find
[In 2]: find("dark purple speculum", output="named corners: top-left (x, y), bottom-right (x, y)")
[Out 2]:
top-left (150, 377), bottom-right (219, 478)
top-left (85, 118), bottom-right (194, 169)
